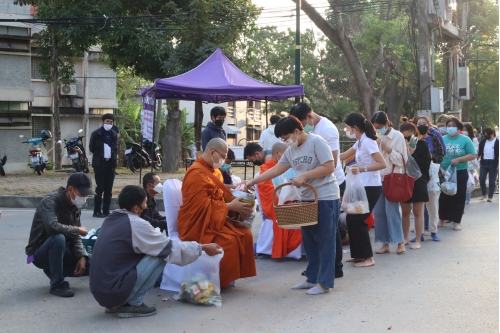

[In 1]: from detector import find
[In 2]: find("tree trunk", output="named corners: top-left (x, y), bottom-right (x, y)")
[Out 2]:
top-left (162, 101), bottom-right (181, 173)
top-left (387, 77), bottom-right (400, 124)
top-left (51, 27), bottom-right (62, 170)
top-left (417, 0), bottom-right (431, 110)
top-left (194, 101), bottom-right (203, 151)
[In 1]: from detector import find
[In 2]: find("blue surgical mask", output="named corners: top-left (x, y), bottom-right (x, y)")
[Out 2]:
top-left (376, 127), bottom-right (387, 135)
top-left (447, 127), bottom-right (458, 136)
top-left (439, 127), bottom-right (447, 135)
top-left (220, 164), bottom-right (231, 172)
top-left (304, 118), bottom-right (314, 133)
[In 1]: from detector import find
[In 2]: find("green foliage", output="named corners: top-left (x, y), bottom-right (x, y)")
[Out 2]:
top-left (179, 108), bottom-right (195, 160)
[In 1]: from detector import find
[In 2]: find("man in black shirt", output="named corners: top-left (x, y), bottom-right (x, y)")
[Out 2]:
top-left (26, 173), bottom-right (94, 297)
top-left (141, 172), bottom-right (167, 234)
top-left (89, 114), bottom-right (118, 217)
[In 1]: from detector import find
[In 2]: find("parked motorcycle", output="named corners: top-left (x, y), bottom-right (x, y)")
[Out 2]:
top-left (0, 154), bottom-right (6, 176)
top-left (60, 129), bottom-right (89, 173)
top-left (124, 138), bottom-right (162, 172)
top-left (19, 130), bottom-right (52, 176)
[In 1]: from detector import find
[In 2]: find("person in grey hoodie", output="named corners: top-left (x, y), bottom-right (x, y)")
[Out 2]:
top-left (201, 106), bottom-right (227, 151)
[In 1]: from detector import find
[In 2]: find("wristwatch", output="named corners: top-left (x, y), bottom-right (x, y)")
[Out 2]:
top-left (364, 166), bottom-right (368, 173)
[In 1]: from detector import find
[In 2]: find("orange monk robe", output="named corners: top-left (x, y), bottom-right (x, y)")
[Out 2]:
top-left (258, 159), bottom-right (302, 258)
top-left (177, 157), bottom-right (256, 287)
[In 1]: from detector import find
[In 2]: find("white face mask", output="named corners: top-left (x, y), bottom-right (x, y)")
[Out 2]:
top-left (285, 132), bottom-right (299, 148)
top-left (345, 127), bottom-right (357, 139)
top-left (103, 124), bottom-right (113, 131)
top-left (153, 183), bottom-right (163, 194)
top-left (212, 151), bottom-right (225, 169)
top-left (70, 189), bottom-right (87, 208)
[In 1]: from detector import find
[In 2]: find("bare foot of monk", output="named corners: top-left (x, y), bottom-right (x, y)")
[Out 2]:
top-left (354, 257), bottom-right (375, 268)
top-left (396, 242), bottom-right (406, 254)
top-left (410, 242), bottom-right (422, 250)
top-left (453, 223), bottom-right (462, 231)
top-left (376, 244), bottom-right (390, 254)
top-left (346, 258), bottom-right (364, 263)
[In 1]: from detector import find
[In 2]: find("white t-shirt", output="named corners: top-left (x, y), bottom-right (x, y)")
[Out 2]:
top-left (473, 137), bottom-right (479, 154)
top-left (352, 133), bottom-right (382, 187)
top-left (259, 125), bottom-right (282, 151)
top-left (312, 118), bottom-right (346, 185)
top-left (483, 139), bottom-right (496, 160)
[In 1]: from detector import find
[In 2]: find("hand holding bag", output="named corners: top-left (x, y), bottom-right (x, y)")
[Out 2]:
top-left (383, 154), bottom-right (416, 202)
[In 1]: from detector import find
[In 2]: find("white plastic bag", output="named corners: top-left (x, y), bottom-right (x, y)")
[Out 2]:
top-left (174, 251), bottom-right (224, 307)
top-left (441, 166), bottom-right (457, 196)
top-left (341, 169), bottom-right (369, 214)
top-left (427, 162), bottom-right (441, 192)
top-left (466, 169), bottom-right (478, 193)
top-left (231, 174), bottom-right (242, 185)
top-left (278, 183), bottom-right (301, 205)
top-left (406, 155), bottom-right (422, 179)
top-left (469, 159), bottom-right (480, 170)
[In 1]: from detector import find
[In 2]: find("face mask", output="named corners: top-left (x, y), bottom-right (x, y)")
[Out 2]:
top-left (438, 127), bottom-right (447, 135)
top-left (304, 118), bottom-right (314, 133)
top-left (153, 183), bottom-right (163, 194)
top-left (417, 125), bottom-right (428, 135)
top-left (134, 205), bottom-right (145, 216)
top-left (345, 128), bottom-right (357, 139)
top-left (103, 124), bottom-right (113, 131)
top-left (214, 119), bottom-right (224, 127)
top-left (285, 133), bottom-right (298, 148)
top-left (253, 160), bottom-right (262, 166)
top-left (212, 152), bottom-right (224, 169)
top-left (376, 127), bottom-right (387, 135)
top-left (447, 127), bottom-right (458, 136)
top-left (220, 164), bottom-right (231, 172)
top-left (70, 189), bottom-right (87, 208)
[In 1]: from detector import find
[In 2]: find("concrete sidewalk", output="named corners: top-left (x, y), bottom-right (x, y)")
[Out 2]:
top-left (0, 196), bottom-right (498, 332)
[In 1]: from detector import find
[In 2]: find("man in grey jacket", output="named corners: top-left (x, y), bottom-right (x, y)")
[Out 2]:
top-left (89, 185), bottom-right (221, 318)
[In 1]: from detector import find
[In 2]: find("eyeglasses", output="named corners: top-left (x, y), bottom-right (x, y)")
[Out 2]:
top-left (280, 134), bottom-right (292, 142)
top-left (214, 150), bottom-right (227, 160)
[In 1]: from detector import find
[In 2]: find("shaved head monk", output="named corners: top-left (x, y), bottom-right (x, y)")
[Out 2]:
top-left (177, 138), bottom-right (257, 288)
top-left (257, 142), bottom-right (302, 258)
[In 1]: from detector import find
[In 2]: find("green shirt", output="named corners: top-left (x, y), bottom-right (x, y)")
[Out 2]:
top-left (441, 134), bottom-right (476, 170)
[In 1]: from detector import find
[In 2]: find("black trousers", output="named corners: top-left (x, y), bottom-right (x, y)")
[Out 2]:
top-left (94, 160), bottom-right (115, 214)
top-left (439, 169), bottom-right (468, 223)
top-left (336, 181), bottom-right (346, 273)
top-left (346, 186), bottom-right (382, 259)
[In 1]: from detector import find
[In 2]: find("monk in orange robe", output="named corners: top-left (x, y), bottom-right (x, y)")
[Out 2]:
top-left (258, 142), bottom-right (302, 258)
top-left (177, 138), bottom-right (256, 288)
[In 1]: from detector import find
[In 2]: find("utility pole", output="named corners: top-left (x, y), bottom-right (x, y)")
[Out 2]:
top-left (295, 0), bottom-right (301, 104)
top-left (50, 13), bottom-right (61, 170)
top-left (417, 0), bottom-right (432, 110)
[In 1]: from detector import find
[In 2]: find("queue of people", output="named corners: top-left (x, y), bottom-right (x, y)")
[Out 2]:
top-left (24, 103), bottom-right (498, 320)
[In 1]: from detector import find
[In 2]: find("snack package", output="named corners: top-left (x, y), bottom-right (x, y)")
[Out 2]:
top-left (174, 251), bottom-right (224, 307)
top-left (441, 166), bottom-right (457, 196)
top-left (341, 169), bottom-right (369, 214)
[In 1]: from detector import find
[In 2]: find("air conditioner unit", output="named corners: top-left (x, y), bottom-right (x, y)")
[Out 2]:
top-left (457, 67), bottom-right (470, 100)
top-left (60, 84), bottom-right (76, 96)
top-left (431, 87), bottom-right (444, 113)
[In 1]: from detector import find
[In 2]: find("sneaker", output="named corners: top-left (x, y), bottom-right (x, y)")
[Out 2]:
top-left (115, 303), bottom-right (157, 318)
top-left (103, 211), bottom-right (110, 217)
top-left (335, 271), bottom-right (344, 278)
top-left (93, 212), bottom-right (106, 218)
top-left (105, 306), bottom-right (120, 314)
top-left (49, 282), bottom-right (75, 298)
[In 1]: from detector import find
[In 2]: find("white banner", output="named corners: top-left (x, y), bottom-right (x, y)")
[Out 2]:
top-left (142, 93), bottom-right (155, 141)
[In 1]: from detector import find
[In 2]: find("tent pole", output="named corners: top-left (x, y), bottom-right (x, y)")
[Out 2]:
top-left (265, 98), bottom-right (268, 128)
top-left (151, 98), bottom-right (156, 173)
top-left (139, 133), bottom-right (143, 185)
top-left (295, 0), bottom-right (301, 104)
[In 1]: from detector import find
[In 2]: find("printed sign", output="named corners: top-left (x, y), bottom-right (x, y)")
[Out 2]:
top-left (141, 93), bottom-right (155, 141)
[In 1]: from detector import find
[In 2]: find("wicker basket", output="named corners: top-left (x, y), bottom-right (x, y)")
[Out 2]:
top-left (272, 183), bottom-right (318, 229)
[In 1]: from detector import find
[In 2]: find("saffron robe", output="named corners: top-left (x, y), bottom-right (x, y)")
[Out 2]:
top-left (177, 157), bottom-right (256, 287)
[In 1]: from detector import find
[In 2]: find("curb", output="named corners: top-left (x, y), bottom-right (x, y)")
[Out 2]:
top-left (0, 187), bottom-right (489, 209)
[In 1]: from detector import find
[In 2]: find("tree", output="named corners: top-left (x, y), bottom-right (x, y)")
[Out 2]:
top-left (100, 0), bottom-right (260, 172)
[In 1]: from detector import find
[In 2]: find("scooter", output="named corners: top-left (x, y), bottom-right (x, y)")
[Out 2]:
top-left (0, 154), bottom-right (6, 176)
top-left (124, 138), bottom-right (162, 172)
top-left (60, 129), bottom-right (89, 173)
top-left (19, 130), bottom-right (52, 176)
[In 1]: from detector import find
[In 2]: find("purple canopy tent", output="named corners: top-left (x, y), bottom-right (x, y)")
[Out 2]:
top-left (140, 48), bottom-right (304, 102)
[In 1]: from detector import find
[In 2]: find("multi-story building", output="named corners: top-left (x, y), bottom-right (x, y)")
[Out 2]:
top-left (0, 2), bottom-right (117, 172)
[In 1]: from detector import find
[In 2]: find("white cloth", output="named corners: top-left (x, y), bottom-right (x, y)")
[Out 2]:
top-left (378, 128), bottom-right (408, 177)
top-left (103, 143), bottom-right (112, 159)
top-left (352, 133), bottom-right (382, 187)
top-left (259, 125), bottom-right (282, 151)
top-left (473, 137), bottom-right (479, 154)
top-left (426, 191), bottom-right (439, 233)
top-left (312, 118), bottom-right (345, 185)
top-left (483, 139), bottom-right (496, 160)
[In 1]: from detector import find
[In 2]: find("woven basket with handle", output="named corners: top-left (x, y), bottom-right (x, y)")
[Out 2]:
top-left (272, 183), bottom-right (318, 229)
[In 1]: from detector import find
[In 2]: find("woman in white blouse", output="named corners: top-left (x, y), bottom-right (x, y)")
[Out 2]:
top-left (370, 112), bottom-right (408, 254)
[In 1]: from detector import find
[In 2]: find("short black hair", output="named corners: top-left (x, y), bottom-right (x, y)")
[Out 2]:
top-left (244, 143), bottom-right (263, 158)
top-left (289, 102), bottom-right (312, 121)
top-left (102, 113), bottom-right (115, 122)
top-left (142, 172), bottom-right (157, 189)
top-left (274, 116), bottom-right (304, 138)
top-left (446, 117), bottom-right (463, 130)
top-left (371, 111), bottom-right (393, 127)
top-left (118, 185), bottom-right (147, 211)
top-left (483, 127), bottom-right (495, 137)
top-left (210, 106), bottom-right (226, 119)
top-left (270, 115), bottom-right (281, 125)
top-left (227, 148), bottom-right (235, 161)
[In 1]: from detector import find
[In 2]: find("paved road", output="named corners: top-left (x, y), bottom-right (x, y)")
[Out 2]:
top-left (0, 197), bottom-right (498, 333)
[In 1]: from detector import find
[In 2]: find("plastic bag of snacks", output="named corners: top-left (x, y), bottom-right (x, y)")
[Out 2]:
top-left (427, 162), bottom-right (441, 192)
top-left (466, 169), bottom-right (477, 193)
top-left (441, 166), bottom-right (457, 196)
top-left (174, 251), bottom-right (224, 307)
top-left (341, 169), bottom-right (369, 214)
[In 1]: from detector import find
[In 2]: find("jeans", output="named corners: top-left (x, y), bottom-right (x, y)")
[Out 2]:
top-left (480, 162), bottom-right (498, 199)
top-left (373, 184), bottom-right (403, 244)
top-left (94, 160), bottom-right (115, 214)
top-left (424, 205), bottom-right (429, 230)
top-left (33, 234), bottom-right (90, 288)
top-left (124, 255), bottom-right (166, 307)
top-left (336, 181), bottom-right (346, 273)
top-left (301, 199), bottom-right (339, 289)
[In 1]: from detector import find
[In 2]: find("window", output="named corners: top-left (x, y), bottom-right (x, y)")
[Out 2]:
top-left (255, 101), bottom-right (261, 109)
top-left (31, 58), bottom-right (43, 79)
top-left (91, 108), bottom-right (114, 115)
top-left (245, 127), bottom-right (261, 142)
top-left (227, 101), bottom-right (235, 108)
top-left (32, 116), bottom-right (51, 138)
top-left (247, 101), bottom-right (254, 108)
top-left (0, 101), bottom-right (29, 111)
top-left (0, 38), bottom-right (29, 52)
top-left (0, 26), bottom-right (29, 37)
